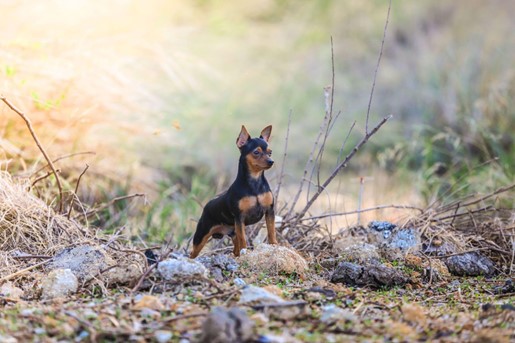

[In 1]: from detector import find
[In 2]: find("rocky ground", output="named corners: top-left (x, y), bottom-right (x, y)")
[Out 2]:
top-left (0, 221), bottom-right (513, 342)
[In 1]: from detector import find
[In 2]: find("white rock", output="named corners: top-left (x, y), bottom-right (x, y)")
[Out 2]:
top-left (157, 258), bottom-right (208, 281)
top-left (41, 268), bottom-right (78, 299)
top-left (238, 285), bottom-right (284, 305)
top-left (154, 330), bottom-right (173, 343)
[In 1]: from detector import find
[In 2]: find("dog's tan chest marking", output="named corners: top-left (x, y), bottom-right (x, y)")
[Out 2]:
top-left (238, 196), bottom-right (257, 212)
top-left (257, 192), bottom-right (273, 207)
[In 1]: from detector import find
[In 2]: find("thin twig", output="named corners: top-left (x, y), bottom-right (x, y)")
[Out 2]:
top-left (31, 169), bottom-right (61, 188)
top-left (365, 0), bottom-right (391, 134)
top-left (86, 193), bottom-right (145, 217)
top-left (300, 203), bottom-right (423, 222)
top-left (0, 258), bottom-right (52, 282)
top-left (12, 255), bottom-right (52, 260)
top-left (67, 164), bottom-right (89, 219)
top-left (1, 96), bottom-right (64, 212)
top-left (31, 151), bottom-right (96, 176)
top-left (275, 109), bottom-right (292, 203)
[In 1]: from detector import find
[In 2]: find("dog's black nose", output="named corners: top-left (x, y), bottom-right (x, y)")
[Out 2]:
top-left (268, 159), bottom-right (274, 166)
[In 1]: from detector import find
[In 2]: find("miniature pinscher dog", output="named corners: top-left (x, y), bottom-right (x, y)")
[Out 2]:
top-left (190, 125), bottom-right (278, 258)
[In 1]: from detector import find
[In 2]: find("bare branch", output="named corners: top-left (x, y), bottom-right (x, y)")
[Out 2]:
top-left (32, 151), bottom-right (96, 176)
top-left (365, 0), bottom-right (391, 134)
top-left (1, 96), bottom-right (64, 212)
top-left (274, 109), bottom-right (292, 202)
top-left (294, 114), bottom-right (393, 222)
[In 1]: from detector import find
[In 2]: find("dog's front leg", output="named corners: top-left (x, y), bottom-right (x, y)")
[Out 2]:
top-left (265, 208), bottom-right (278, 244)
top-left (234, 218), bottom-right (247, 256)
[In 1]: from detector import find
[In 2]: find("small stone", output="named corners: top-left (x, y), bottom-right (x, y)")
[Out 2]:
top-left (140, 308), bottom-right (162, 319)
top-left (0, 334), bottom-right (17, 343)
top-left (154, 330), bottom-right (173, 343)
top-left (41, 268), bottom-right (78, 299)
top-left (233, 278), bottom-right (246, 287)
top-left (339, 243), bottom-right (380, 263)
top-left (238, 285), bottom-right (284, 305)
top-left (132, 295), bottom-right (165, 311)
top-left (196, 255), bottom-right (238, 282)
top-left (158, 258), bottom-right (208, 281)
top-left (197, 307), bottom-right (254, 343)
top-left (445, 252), bottom-right (496, 276)
top-left (331, 261), bottom-right (408, 288)
top-left (320, 304), bottom-right (357, 324)
top-left (0, 281), bottom-right (24, 299)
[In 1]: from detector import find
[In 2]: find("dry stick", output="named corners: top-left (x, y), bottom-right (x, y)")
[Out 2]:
top-left (294, 115), bottom-right (393, 222)
top-left (275, 109), bottom-right (292, 203)
top-left (67, 164), bottom-right (89, 219)
top-left (458, 184), bottom-right (515, 208)
top-left (31, 168), bottom-right (61, 188)
top-left (310, 37), bottom-right (337, 193)
top-left (1, 96), bottom-right (64, 212)
top-left (0, 258), bottom-right (52, 283)
top-left (85, 193), bottom-right (145, 217)
top-left (307, 88), bottom-right (334, 199)
top-left (300, 203), bottom-right (422, 222)
top-left (287, 111), bottom-right (331, 219)
top-left (365, 0), bottom-right (391, 134)
top-left (32, 151), bottom-right (96, 176)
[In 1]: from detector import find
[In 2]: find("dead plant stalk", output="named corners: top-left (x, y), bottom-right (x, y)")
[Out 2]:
top-left (1, 96), bottom-right (64, 212)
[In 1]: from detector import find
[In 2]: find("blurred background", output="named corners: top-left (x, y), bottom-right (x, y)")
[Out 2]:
top-left (1, 0), bottom-right (513, 242)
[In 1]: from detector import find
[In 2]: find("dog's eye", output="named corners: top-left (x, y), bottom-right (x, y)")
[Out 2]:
top-left (253, 150), bottom-right (260, 155)
top-left (268, 150), bottom-right (272, 156)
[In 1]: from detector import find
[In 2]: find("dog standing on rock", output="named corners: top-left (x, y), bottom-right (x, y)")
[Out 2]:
top-left (190, 125), bottom-right (278, 258)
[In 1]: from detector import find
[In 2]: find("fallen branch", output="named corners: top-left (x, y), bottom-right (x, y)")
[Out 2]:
top-left (0, 258), bottom-right (52, 283)
top-left (1, 96), bottom-right (64, 212)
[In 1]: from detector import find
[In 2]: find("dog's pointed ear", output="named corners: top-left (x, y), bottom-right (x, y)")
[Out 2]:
top-left (259, 125), bottom-right (272, 142)
top-left (236, 125), bottom-right (251, 148)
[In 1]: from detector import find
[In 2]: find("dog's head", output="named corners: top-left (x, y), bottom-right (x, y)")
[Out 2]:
top-left (236, 125), bottom-right (274, 176)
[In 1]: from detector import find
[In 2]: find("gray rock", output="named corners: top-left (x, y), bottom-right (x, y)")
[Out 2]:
top-left (157, 258), bottom-right (208, 281)
top-left (197, 255), bottom-right (238, 281)
top-left (339, 243), bottom-right (380, 264)
top-left (197, 307), bottom-right (254, 343)
top-left (445, 252), bottom-right (496, 276)
top-left (320, 304), bottom-right (357, 324)
top-left (331, 261), bottom-right (408, 288)
top-left (47, 245), bottom-right (112, 282)
top-left (41, 268), bottom-right (78, 299)
top-left (389, 228), bottom-right (419, 250)
top-left (238, 285), bottom-right (284, 305)
top-left (367, 221), bottom-right (419, 253)
top-left (234, 278), bottom-right (246, 287)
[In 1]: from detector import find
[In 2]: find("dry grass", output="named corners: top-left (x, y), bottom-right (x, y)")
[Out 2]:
top-left (0, 172), bottom-right (93, 275)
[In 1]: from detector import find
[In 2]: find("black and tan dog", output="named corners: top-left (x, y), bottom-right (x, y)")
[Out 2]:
top-left (190, 125), bottom-right (278, 258)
